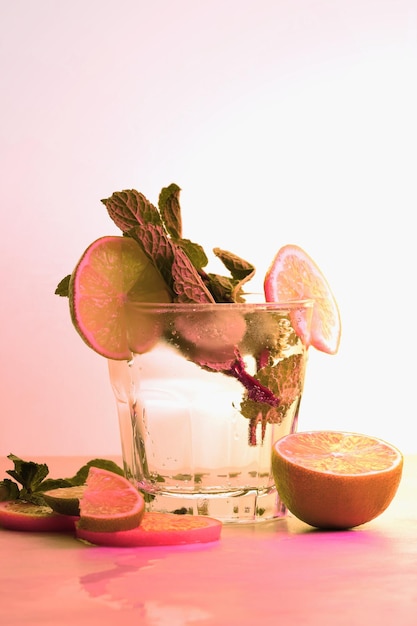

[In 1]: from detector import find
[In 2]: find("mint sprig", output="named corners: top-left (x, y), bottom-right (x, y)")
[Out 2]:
top-left (55, 183), bottom-right (304, 445)
top-left (100, 184), bottom-right (255, 304)
top-left (55, 184), bottom-right (255, 303)
top-left (0, 454), bottom-right (124, 505)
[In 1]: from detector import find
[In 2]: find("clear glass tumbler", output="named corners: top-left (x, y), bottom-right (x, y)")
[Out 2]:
top-left (108, 300), bottom-right (313, 523)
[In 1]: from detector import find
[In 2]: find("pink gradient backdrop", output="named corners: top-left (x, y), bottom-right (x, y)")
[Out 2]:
top-left (1, 1), bottom-right (416, 456)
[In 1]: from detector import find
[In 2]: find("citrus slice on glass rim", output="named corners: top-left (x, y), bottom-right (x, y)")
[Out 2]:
top-left (69, 235), bottom-right (171, 360)
top-left (272, 430), bottom-right (403, 529)
top-left (264, 244), bottom-right (341, 354)
top-left (77, 467), bottom-right (145, 532)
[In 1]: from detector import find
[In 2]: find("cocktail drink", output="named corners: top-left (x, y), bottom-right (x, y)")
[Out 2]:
top-left (109, 300), bottom-right (313, 522)
top-left (56, 183), bottom-right (340, 524)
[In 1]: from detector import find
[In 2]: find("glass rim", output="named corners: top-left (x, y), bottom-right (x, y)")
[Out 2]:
top-left (126, 299), bottom-right (315, 312)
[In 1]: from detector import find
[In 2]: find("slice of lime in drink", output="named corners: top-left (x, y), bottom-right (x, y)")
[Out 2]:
top-left (69, 236), bottom-right (171, 360)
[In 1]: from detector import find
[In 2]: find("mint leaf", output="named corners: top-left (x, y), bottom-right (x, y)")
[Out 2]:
top-left (129, 223), bottom-right (176, 291)
top-left (230, 356), bottom-right (280, 407)
top-left (0, 478), bottom-right (19, 501)
top-left (36, 478), bottom-right (73, 491)
top-left (55, 275), bottom-right (70, 297)
top-left (213, 248), bottom-right (255, 281)
top-left (213, 248), bottom-right (255, 301)
top-left (6, 454), bottom-right (49, 492)
top-left (56, 183), bottom-right (258, 306)
top-left (177, 238), bottom-right (208, 271)
top-left (204, 273), bottom-right (241, 303)
top-left (171, 248), bottom-right (215, 303)
top-left (102, 189), bottom-right (162, 232)
top-left (1, 454), bottom-right (124, 505)
top-left (158, 183), bottom-right (182, 240)
top-left (130, 225), bottom-right (213, 303)
top-left (240, 353), bottom-right (306, 444)
top-left (104, 185), bottom-right (255, 305)
top-left (67, 458), bottom-right (124, 485)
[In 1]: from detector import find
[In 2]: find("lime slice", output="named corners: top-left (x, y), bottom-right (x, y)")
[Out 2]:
top-left (0, 501), bottom-right (77, 532)
top-left (264, 244), bottom-right (341, 354)
top-left (272, 431), bottom-right (403, 529)
top-left (77, 467), bottom-right (145, 533)
top-left (69, 235), bottom-right (171, 360)
top-left (76, 511), bottom-right (222, 546)
top-left (43, 485), bottom-right (87, 516)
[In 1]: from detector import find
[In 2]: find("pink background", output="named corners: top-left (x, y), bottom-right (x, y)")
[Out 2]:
top-left (1, 1), bottom-right (416, 456)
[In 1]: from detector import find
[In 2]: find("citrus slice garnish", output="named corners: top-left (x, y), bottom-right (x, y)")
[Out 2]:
top-left (0, 501), bottom-right (77, 532)
top-left (76, 511), bottom-right (222, 546)
top-left (264, 244), bottom-right (341, 354)
top-left (77, 467), bottom-right (145, 533)
top-left (43, 485), bottom-right (87, 516)
top-left (69, 235), bottom-right (171, 360)
top-left (272, 430), bottom-right (403, 529)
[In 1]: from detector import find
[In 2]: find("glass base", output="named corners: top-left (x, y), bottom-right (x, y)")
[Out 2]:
top-left (142, 486), bottom-right (287, 524)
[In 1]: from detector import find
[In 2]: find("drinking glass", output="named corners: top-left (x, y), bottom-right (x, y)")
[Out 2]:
top-left (108, 300), bottom-right (313, 523)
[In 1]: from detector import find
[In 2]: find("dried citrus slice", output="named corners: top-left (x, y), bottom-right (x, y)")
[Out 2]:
top-left (77, 467), bottom-right (145, 532)
top-left (76, 511), bottom-right (222, 546)
top-left (272, 431), bottom-right (403, 529)
top-left (0, 501), bottom-right (77, 532)
top-left (69, 235), bottom-right (171, 360)
top-left (264, 244), bottom-right (341, 354)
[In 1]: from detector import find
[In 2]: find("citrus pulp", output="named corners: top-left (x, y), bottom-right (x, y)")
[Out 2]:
top-left (69, 235), bottom-right (171, 360)
top-left (77, 467), bottom-right (145, 532)
top-left (264, 244), bottom-right (341, 354)
top-left (43, 485), bottom-right (87, 516)
top-left (76, 511), bottom-right (222, 546)
top-left (272, 430), bottom-right (403, 529)
top-left (0, 501), bottom-right (77, 532)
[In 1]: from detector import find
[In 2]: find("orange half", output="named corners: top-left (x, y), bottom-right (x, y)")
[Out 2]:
top-left (272, 430), bottom-right (403, 529)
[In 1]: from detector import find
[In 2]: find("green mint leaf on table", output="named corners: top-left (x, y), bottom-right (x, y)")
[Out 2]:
top-left (0, 478), bottom-right (20, 501)
top-left (1, 455), bottom-right (124, 505)
top-left (68, 458), bottom-right (124, 485)
top-left (6, 454), bottom-right (49, 492)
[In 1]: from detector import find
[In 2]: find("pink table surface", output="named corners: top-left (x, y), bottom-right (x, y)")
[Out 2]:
top-left (1, 455), bottom-right (416, 626)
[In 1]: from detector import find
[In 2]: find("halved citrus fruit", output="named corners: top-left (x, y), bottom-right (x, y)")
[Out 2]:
top-left (272, 430), bottom-right (403, 529)
top-left (76, 511), bottom-right (222, 546)
top-left (264, 244), bottom-right (341, 354)
top-left (69, 235), bottom-right (171, 360)
top-left (0, 501), bottom-right (77, 532)
top-left (77, 467), bottom-right (145, 532)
